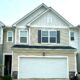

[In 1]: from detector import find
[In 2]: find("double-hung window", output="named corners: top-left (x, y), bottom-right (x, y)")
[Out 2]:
top-left (50, 31), bottom-right (57, 43)
top-left (70, 32), bottom-right (74, 41)
top-left (19, 30), bottom-right (28, 43)
top-left (42, 31), bottom-right (48, 43)
top-left (41, 30), bottom-right (58, 43)
top-left (7, 31), bottom-right (13, 42)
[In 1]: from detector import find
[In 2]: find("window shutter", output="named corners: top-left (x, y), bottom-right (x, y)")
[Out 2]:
top-left (57, 31), bottom-right (60, 43)
top-left (38, 30), bottom-right (41, 43)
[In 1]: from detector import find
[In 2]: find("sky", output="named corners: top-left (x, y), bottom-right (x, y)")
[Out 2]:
top-left (0, 0), bottom-right (80, 26)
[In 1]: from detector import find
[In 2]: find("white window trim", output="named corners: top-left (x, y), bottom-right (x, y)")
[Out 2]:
top-left (70, 31), bottom-right (75, 41)
top-left (19, 30), bottom-right (28, 44)
top-left (7, 31), bottom-right (13, 42)
top-left (41, 30), bottom-right (57, 44)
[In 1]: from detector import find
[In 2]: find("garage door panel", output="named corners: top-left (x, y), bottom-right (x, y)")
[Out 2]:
top-left (19, 57), bottom-right (68, 79)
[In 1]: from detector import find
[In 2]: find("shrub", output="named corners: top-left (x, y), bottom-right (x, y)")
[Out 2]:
top-left (3, 75), bottom-right (12, 80)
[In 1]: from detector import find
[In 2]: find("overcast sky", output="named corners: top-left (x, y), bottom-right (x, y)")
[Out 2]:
top-left (0, 0), bottom-right (80, 26)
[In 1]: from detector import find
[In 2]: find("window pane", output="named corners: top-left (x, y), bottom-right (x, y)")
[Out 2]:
top-left (71, 32), bottom-right (74, 37)
top-left (8, 32), bottom-right (13, 41)
top-left (8, 37), bottom-right (12, 41)
top-left (20, 31), bottom-right (27, 37)
top-left (71, 37), bottom-right (74, 40)
top-left (70, 32), bottom-right (74, 41)
top-left (42, 37), bottom-right (48, 42)
top-left (8, 32), bottom-right (12, 37)
top-left (50, 31), bottom-right (57, 37)
top-left (50, 37), bottom-right (56, 43)
top-left (42, 31), bottom-right (48, 37)
top-left (20, 37), bottom-right (27, 43)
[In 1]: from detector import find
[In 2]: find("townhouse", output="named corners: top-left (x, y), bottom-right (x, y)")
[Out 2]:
top-left (0, 3), bottom-right (80, 80)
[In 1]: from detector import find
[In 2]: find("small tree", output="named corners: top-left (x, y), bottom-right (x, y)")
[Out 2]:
top-left (0, 64), bottom-right (3, 76)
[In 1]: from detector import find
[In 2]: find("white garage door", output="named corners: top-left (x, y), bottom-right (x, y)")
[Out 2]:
top-left (18, 57), bottom-right (68, 79)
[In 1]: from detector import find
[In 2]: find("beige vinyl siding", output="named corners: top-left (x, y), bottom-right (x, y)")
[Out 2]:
top-left (30, 27), bottom-right (69, 46)
top-left (3, 28), bottom-right (15, 53)
top-left (12, 48), bottom-right (75, 72)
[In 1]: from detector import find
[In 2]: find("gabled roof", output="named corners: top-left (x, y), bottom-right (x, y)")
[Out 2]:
top-left (12, 3), bottom-right (48, 26)
top-left (27, 7), bottom-right (73, 27)
top-left (12, 3), bottom-right (74, 27)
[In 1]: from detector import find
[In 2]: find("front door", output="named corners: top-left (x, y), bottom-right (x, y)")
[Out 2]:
top-left (4, 55), bottom-right (12, 76)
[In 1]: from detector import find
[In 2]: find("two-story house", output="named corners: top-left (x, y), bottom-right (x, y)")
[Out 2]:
top-left (1, 3), bottom-right (78, 80)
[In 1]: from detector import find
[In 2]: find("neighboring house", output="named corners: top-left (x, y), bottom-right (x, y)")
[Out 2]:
top-left (1, 3), bottom-right (79, 80)
top-left (0, 21), bottom-right (5, 66)
top-left (76, 25), bottom-right (80, 74)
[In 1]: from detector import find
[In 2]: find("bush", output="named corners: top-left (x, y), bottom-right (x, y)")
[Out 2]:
top-left (0, 64), bottom-right (3, 76)
top-left (3, 75), bottom-right (12, 80)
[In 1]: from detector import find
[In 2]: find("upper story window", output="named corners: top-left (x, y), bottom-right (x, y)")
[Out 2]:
top-left (7, 31), bottom-right (13, 42)
top-left (50, 31), bottom-right (57, 43)
top-left (38, 30), bottom-right (60, 44)
top-left (70, 32), bottom-right (74, 41)
top-left (42, 31), bottom-right (48, 43)
top-left (19, 30), bottom-right (28, 43)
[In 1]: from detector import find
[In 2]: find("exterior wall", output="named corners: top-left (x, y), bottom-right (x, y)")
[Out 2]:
top-left (69, 28), bottom-right (78, 49)
top-left (30, 10), bottom-right (69, 26)
top-left (3, 28), bottom-right (15, 53)
top-left (78, 28), bottom-right (80, 51)
top-left (76, 28), bottom-right (80, 73)
top-left (77, 53), bottom-right (80, 73)
top-left (12, 48), bottom-right (76, 72)
top-left (15, 27), bottom-right (69, 46)
top-left (30, 27), bottom-right (69, 46)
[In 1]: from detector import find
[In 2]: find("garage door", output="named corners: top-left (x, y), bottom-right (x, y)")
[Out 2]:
top-left (18, 57), bottom-right (68, 79)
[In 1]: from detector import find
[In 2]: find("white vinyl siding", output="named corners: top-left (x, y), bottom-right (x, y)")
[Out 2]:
top-left (19, 30), bottom-right (28, 44)
top-left (30, 11), bottom-right (69, 27)
top-left (7, 31), bottom-right (13, 42)
top-left (69, 29), bottom-right (78, 49)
